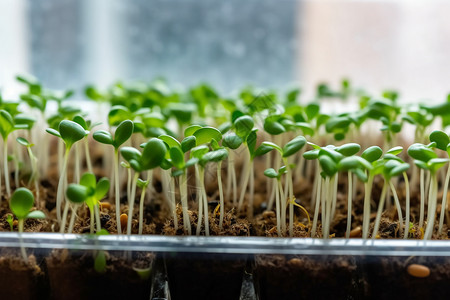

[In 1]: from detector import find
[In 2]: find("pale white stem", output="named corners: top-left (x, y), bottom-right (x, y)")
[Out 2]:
top-left (267, 180), bottom-right (277, 211)
top-left (218, 161), bottom-right (224, 230)
top-left (362, 174), bottom-right (374, 239)
top-left (114, 150), bottom-right (121, 234)
top-left (127, 167), bottom-right (131, 201)
top-left (4, 138), bottom-right (11, 197)
top-left (67, 204), bottom-right (78, 234)
top-left (126, 172), bottom-right (140, 235)
top-left (138, 184), bottom-right (147, 235)
top-left (403, 172), bottom-right (410, 239)
top-left (275, 179), bottom-right (282, 236)
top-left (18, 219), bottom-right (28, 263)
top-left (331, 172), bottom-right (339, 220)
top-left (424, 176), bottom-right (438, 240)
top-left (195, 165), bottom-right (203, 236)
top-left (419, 169), bottom-right (425, 228)
top-left (311, 176), bottom-right (322, 238)
top-left (237, 157), bottom-right (251, 213)
top-left (180, 173), bottom-right (191, 234)
top-left (60, 201), bottom-right (70, 233)
top-left (200, 168), bottom-right (209, 236)
top-left (346, 171), bottom-right (352, 239)
top-left (389, 180), bottom-right (403, 237)
top-left (280, 171), bottom-right (287, 234)
top-left (248, 161), bottom-right (255, 219)
top-left (170, 176), bottom-right (178, 229)
top-left (84, 138), bottom-right (93, 173)
top-left (372, 181), bottom-right (388, 239)
top-left (57, 138), bottom-right (63, 176)
top-left (90, 207), bottom-right (95, 234)
top-left (438, 164), bottom-right (450, 235)
top-left (56, 148), bottom-right (70, 224)
top-left (324, 176), bottom-right (334, 239)
top-left (74, 142), bottom-right (80, 183)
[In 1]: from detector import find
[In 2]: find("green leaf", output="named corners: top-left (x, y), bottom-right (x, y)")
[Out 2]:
top-left (319, 155), bottom-right (337, 177)
top-left (26, 211), bottom-right (45, 219)
top-left (386, 146), bottom-right (403, 156)
top-left (303, 149), bottom-right (319, 160)
top-left (319, 147), bottom-right (344, 162)
top-left (338, 157), bottom-right (362, 171)
top-left (0, 110), bottom-right (14, 139)
top-left (184, 124), bottom-right (202, 137)
top-left (193, 127), bottom-right (222, 145)
top-left (261, 141), bottom-right (283, 154)
top-left (234, 115), bottom-right (254, 138)
top-left (361, 146), bottom-right (383, 163)
top-left (191, 145), bottom-right (209, 160)
top-left (201, 148), bottom-right (228, 163)
top-left (253, 144), bottom-right (274, 158)
top-left (336, 143), bottom-right (361, 156)
top-left (93, 130), bottom-right (114, 145)
top-left (66, 184), bottom-right (89, 204)
top-left (263, 120), bottom-right (285, 135)
top-left (170, 147), bottom-right (185, 169)
top-left (222, 133), bottom-right (243, 149)
top-left (141, 138), bottom-right (167, 170)
top-left (95, 177), bottom-right (110, 200)
top-left (158, 134), bottom-right (181, 149)
top-left (407, 143), bottom-right (437, 162)
top-left (429, 130), bottom-right (449, 151)
top-left (80, 173), bottom-right (97, 190)
top-left (181, 136), bottom-right (196, 153)
top-left (305, 103), bottom-right (320, 120)
top-left (428, 158), bottom-right (449, 172)
top-left (282, 135), bottom-right (306, 157)
top-left (414, 160), bottom-right (428, 170)
top-left (120, 147), bottom-right (141, 162)
top-left (73, 115), bottom-right (88, 130)
top-left (16, 137), bottom-right (31, 147)
top-left (246, 129), bottom-right (258, 157)
top-left (59, 120), bottom-right (86, 148)
top-left (108, 106), bottom-right (132, 126)
top-left (10, 188), bottom-right (34, 219)
top-left (389, 163), bottom-right (410, 177)
top-left (113, 120), bottom-right (134, 148)
top-left (353, 168), bottom-right (368, 182)
top-left (137, 178), bottom-right (149, 189)
top-left (264, 168), bottom-right (279, 179)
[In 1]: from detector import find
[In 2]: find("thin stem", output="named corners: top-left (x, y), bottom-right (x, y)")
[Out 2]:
top-left (283, 158), bottom-right (294, 237)
top-left (60, 201), bottom-right (70, 233)
top-left (346, 171), bottom-right (352, 238)
top-left (275, 179), bottom-right (282, 236)
top-left (114, 150), bottom-right (121, 234)
top-left (138, 184), bottom-right (147, 235)
top-left (200, 168), bottom-right (209, 236)
top-left (4, 137), bottom-right (11, 197)
top-left (248, 161), bottom-right (255, 219)
top-left (324, 176), bottom-right (334, 239)
top-left (389, 180), bottom-right (403, 237)
top-left (403, 172), bottom-right (410, 239)
top-left (127, 172), bottom-right (140, 235)
top-left (67, 204), bottom-right (78, 234)
top-left (372, 181), bottom-right (388, 239)
top-left (311, 176), bottom-right (322, 238)
top-left (127, 167), bottom-right (131, 201)
top-left (424, 175), bottom-right (438, 240)
top-left (180, 172), bottom-right (191, 234)
top-left (196, 166), bottom-right (203, 236)
top-left (362, 174), bottom-right (374, 239)
top-left (84, 137), bottom-right (93, 173)
top-left (237, 157), bottom-right (251, 213)
top-left (438, 163), bottom-right (450, 235)
top-left (331, 172), bottom-right (339, 220)
top-left (170, 176), bottom-right (178, 229)
top-left (419, 169), bottom-right (425, 228)
top-left (95, 204), bottom-right (101, 232)
top-left (90, 207), bottom-right (95, 234)
top-left (18, 219), bottom-right (27, 263)
top-left (56, 148), bottom-right (70, 224)
top-left (217, 161), bottom-right (224, 230)
top-left (74, 142), bottom-right (80, 183)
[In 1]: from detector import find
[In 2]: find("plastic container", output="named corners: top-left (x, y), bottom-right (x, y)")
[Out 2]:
top-left (1, 233), bottom-right (450, 299)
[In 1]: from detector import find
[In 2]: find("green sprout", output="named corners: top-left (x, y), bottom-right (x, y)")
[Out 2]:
top-left (10, 188), bottom-right (45, 262)
top-left (263, 135), bottom-right (307, 236)
top-left (0, 110), bottom-right (28, 198)
top-left (6, 214), bottom-right (14, 231)
top-left (120, 138), bottom-right (166, 235)
top-left (65, 173), bottom-right (110, 234)
top-left (46, 120), bottom-right (87, 224)
top-left (93, 119), bottom-right (134, 234)
top-left (16, 137), bottom-right (40, 207)
top-left (264, 166), bottom-right (287, 236)
top-left (408, 142), bottom-right (448, 240)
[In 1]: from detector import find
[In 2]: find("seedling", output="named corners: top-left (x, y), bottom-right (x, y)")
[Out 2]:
top-left (47, 120), bottom-right (87, 224)
top-left (9, 188), bottom-right (45, 262)
top-left (93, 119), bottom-right (134, 234)
top-left (64, 173), bottom-right (110, 234)
top-left (0, 110), bottom-right (28, 197)
top-left (120, 138), bottom-right (166, 235)
top-left (16, 137), bottom-right (40, 207)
